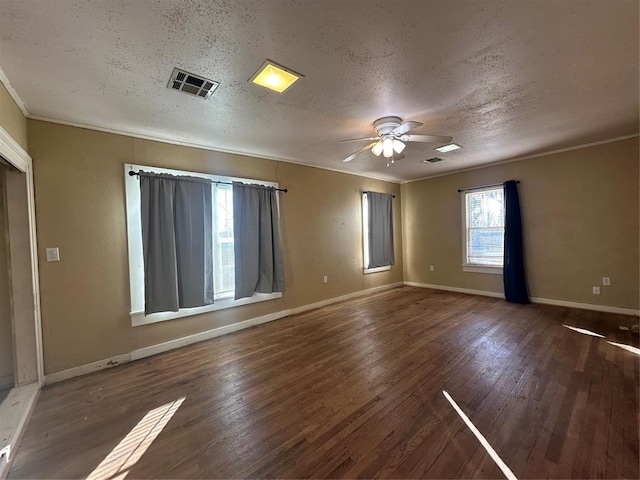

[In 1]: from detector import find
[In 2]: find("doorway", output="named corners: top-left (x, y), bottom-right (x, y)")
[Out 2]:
top-left (0, 131), bottom-right (43, 478)
top-left (0, 169), bottom-right (14, 393)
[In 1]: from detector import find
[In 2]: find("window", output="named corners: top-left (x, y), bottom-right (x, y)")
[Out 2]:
top-left (125, 164), bottom-right (281, 326)
top-left (462, 186), bottom-right (504, 274)
top-left (362, 191), bottom-right (394, 274)
top-left (213, 185), bottom-right (234, 296)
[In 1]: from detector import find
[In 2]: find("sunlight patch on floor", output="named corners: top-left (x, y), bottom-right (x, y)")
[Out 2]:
top-left (563, 325), bottom-right (605, 338)
top-left (86, 397), bottom-right (185, 480)
top-left (442, 390), bottom-right (517, 480)
top-left (607, 341), bottom-right (640, 356)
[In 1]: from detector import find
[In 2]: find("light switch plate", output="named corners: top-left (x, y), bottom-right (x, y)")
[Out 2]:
top-left (602, 277), bottom-right (611, 286)
top-left (46, 247), bottom-right (60, 262)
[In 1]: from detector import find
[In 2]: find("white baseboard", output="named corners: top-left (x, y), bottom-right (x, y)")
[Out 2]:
top-left (404, 281), bottom-right (504, 299)
top-left (405, 281), bottom-right (640, 316)
top-left (131, 309), bottom-right (291, 361)
top-left (44, 282), bottom-right (404, 385)
top-left (529, 296), bottom-right (639, 316)
top-left (288, 282), bottom-right (404, 316)
top-left (44, 353), bottom-right (132, 385)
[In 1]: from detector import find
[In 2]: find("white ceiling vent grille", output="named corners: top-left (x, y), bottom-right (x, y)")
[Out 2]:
top-left (167, 68), bottom-right (219, 99)
top-left (422, 157), bottom-right (444, 164)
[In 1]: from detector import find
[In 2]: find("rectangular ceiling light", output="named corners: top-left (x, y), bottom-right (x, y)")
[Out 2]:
top-left (250, 60), bottom-right (302, 93)
top-left (436, 143), bottom-right (462, 153)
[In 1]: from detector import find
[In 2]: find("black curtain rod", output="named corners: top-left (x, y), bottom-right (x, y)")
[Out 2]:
top-left (457, 180), bottom-right (519, 193)
top-left (128, 170), bottom-right (288, 193)
top-left (363, 190), bottom-right (396, 198)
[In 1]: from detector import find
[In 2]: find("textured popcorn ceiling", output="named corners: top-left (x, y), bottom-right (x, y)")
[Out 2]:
top-left (0, 0), bottom-right (637, 182)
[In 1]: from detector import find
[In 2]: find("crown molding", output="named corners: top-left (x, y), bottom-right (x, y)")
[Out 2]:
top-left (0, 66), bottom-right (28, 117)
top-left (27, 114), bottom-right (402, 184)
top-left (402, 133), bottom-right (640, 184)
top-left (24, 114), bottom-right (638, 187)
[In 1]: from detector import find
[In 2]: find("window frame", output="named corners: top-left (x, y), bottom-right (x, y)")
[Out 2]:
top-left (362, 192), bottom-right (392, 274)
top-left (461, 185), bottom-right (504, 275)
top-left (124, 163), bottom-right (282, 327)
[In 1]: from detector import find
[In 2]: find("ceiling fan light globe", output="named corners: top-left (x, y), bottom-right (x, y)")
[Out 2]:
top-left (382, 138), bottom-right (394, 157)
top-left (371, 142), bottom-right (384, 156)
top-left (392, 139), bottom-right (406, 154)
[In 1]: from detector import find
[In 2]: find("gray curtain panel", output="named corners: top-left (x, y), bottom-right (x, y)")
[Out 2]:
top-left (367, 192), bottom-right (395, 268)
top-left (140, 171), bottom-right (214, 315)
top-left (233, 182), bottom-right (286, 299)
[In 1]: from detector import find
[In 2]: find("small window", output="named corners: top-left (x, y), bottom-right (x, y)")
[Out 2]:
top-left (213, 185), bottom-right (234, 298)
top-left (462, 186), bottom-right (504, 273)
top-left (362, 192), bottom-right (394, 274)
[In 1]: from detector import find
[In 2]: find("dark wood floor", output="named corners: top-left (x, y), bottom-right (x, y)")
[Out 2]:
top-left (9, 287), bottom-right (640, 479)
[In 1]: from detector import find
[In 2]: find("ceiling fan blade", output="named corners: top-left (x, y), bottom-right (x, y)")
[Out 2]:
top-left (403, 134), bottom-right (453, 144)
top-left (393, 153), bottom-right (405, 161)
top-left (338, 136), bottom-right (380, 143)
top-left (393, 121), bottom-right (423, 136)
top-left (342, 142), bottom-right (376, 163)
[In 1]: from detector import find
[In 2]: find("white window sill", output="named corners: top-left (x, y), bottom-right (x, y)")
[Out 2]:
top-left (463, 265), bottom-right (503, 275)
top-left (131, 292), bottom-right (282, 326)
top-left (364, 265), bottom-right (391, 274)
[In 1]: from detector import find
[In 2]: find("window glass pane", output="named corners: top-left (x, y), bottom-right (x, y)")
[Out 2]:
top-left (468, 228), bottom-right (504, 265)
top-left (214, 185), bottom-right (234, 296)
top-left (467, 189), bottom-right (504, 228)
top-left (465, 188), bottom-right (504, 266)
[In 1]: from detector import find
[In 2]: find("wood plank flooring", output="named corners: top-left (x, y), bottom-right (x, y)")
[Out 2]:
top-left (8, 287), bottom-right (640, 479)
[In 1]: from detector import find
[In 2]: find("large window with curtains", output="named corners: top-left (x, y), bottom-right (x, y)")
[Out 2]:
top-left (462, 186), bottom-right (505, 273)
top-left (125, 163), bottom-right (282, 326)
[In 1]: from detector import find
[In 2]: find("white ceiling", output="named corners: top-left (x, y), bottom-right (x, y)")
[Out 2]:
top-left (0, 0), bottom-right (638, 182)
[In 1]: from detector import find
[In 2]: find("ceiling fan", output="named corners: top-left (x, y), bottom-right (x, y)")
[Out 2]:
top-left (340, 116), bottom-right (453, 165)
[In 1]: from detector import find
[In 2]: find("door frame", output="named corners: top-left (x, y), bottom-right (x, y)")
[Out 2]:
top-left (0, 124), bottom-right (44, 387)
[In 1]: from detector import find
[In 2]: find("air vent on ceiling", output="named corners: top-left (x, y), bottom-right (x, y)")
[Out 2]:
top-left (422, 157), bottom-right (444, 164)
top-left (167, 68), bottom-right (219, 99)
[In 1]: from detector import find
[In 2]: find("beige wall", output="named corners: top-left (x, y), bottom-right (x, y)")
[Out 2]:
top-left (28, 120), bottom-right (403, 374)
top-left (0, 169), bottom-right (14, 387)
top-left (402, 137), bottom-right (639, 309)
top-left (0, 82), bottom-right (27, 152)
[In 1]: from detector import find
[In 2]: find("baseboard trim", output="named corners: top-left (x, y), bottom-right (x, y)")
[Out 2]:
top-left (529, 296), bottom-right (639, 316)
top-left (44, 282), bottom-right (404, 385)
top-left (405, 281), bottom-right (640, 316)
top-left (44, 353), bottom-right (132, 385)
top-left (131, 309), bottom-right (292, 361)
top-left (404, 281), bottom-right (504, 299)
top-left (288, 282), bottom-right (404, 316)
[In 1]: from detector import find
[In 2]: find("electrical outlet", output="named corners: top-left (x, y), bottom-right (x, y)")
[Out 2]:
top-left (592, 286), bottom-right (600, 295)
top-left (323, 275), bottom-right (328, 283)
top-left (602, 277), bottom-right (611, 286)
top-left (429, 265), bottom-right (435, 272)
top-left (46, 247), bottom-right (60, 262)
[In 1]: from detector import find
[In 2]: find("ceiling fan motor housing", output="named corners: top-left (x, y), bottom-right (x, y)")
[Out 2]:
top-left (373, 116), bottom-right (402, 135)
